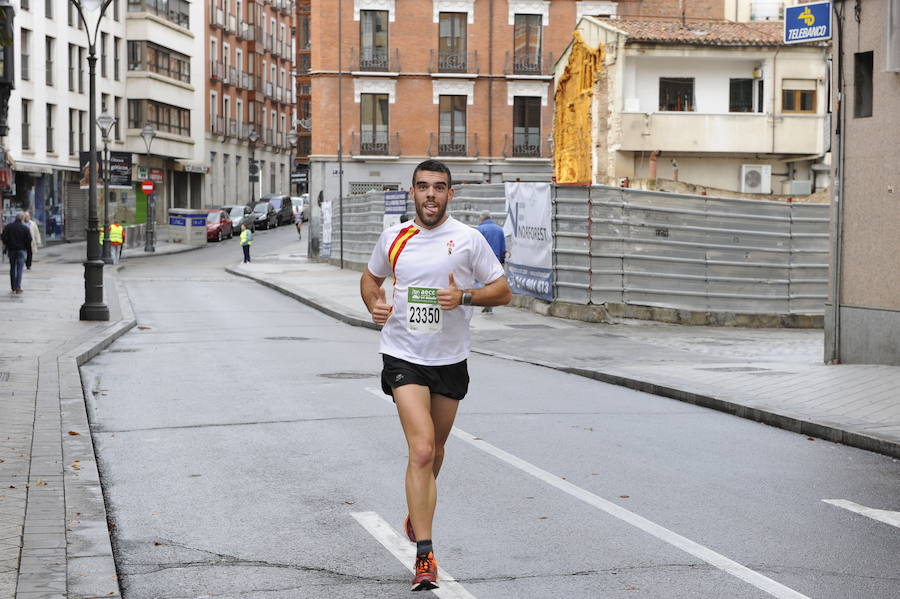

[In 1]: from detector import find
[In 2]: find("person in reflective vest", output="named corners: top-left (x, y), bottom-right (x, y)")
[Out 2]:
top-left (240, 223), bottom-right (252, 263)
top-left (109, 221), bottom-right (125, 265)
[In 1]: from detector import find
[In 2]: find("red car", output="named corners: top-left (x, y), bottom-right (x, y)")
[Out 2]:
top-left (206, 210), bottom-right (234, 241)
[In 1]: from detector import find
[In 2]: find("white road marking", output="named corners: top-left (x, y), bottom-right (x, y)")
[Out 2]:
top-left (823, 499), bottom-right (900, 529)
top-left (351, 511), bottom-right (477, 599)
top-left (364, 386), bottom-right (809, 599)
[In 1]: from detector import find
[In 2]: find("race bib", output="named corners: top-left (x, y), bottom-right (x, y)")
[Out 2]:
top-left (407, 287), bottom-right (442, 334)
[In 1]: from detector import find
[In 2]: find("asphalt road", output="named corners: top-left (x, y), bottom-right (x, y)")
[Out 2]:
top-left (82, 224), bottom-right (900, 598)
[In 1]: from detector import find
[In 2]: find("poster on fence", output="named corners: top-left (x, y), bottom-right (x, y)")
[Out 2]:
top-left (383, 190), bottom-right (408, 229)
top-left (502, 182), bottom-right (553, 301)
top-left (321, 200), bottom-right (333, 258)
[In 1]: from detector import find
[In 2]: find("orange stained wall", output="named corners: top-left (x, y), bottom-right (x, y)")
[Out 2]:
top-left (310, 0), bottom-right (581, 160)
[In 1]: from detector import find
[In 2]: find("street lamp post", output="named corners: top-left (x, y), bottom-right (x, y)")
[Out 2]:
top-left (248, 127), bottom-right (260, 206)
top-left (141, 122), bottom-right (156, 252)
top-left (73, 0), bottom-right (113, 321)
top-left (97, 110), bottom-right (115, 264)
top-left (287, 129), bottom-right (298, 195)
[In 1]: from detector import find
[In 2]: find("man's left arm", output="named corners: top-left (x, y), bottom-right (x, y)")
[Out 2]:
top-left (438, 274), bottom-right (512, 310)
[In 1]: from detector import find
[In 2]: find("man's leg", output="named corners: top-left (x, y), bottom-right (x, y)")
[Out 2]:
top-left (430, 393), bottom-right (460, 479)
top-left (25, 247), bottom-right (32, 269)
top-left (8, 253), bottom-right (14, 291)
top-left (13, 251), bottom-right (25, 291)
top-left (394, 384), bottom-right (440, 542)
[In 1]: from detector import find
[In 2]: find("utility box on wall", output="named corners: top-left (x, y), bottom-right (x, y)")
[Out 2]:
top-left (168, 209), bottom-right (207, 245)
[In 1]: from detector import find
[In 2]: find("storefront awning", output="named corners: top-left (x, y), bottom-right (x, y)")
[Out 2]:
top-left (10, 158), bottom-right (79, 174)
top-left (175, 160), bottom-right (210, 174)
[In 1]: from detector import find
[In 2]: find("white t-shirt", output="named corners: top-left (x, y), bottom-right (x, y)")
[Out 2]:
top-left (367, 216), bottom-right (505, 366)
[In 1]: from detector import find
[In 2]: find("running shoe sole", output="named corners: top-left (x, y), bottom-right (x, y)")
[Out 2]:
top-left (411, 579), bottom-right (439, 591)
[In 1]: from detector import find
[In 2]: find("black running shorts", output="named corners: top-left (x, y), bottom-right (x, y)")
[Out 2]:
top-left (380, 354), bottom-right (469, 401)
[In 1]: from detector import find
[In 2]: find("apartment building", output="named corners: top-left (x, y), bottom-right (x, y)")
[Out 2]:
top-left (6, 0), bottom-right (127, 241)
top-left (293, 0), bottom-right (310, 194)
top-left (206, 0), bottom-right (296, 208)
top-left (554, 16), bottom-right (830, 194)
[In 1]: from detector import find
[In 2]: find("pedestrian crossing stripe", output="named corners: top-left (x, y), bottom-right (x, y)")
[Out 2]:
top-left (388, 224), bottom-right (420, 274)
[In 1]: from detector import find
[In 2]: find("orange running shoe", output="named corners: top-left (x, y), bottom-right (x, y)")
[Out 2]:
top-left (403, 514), bottom-right (416, 543)
top-left (411, 552), bottom-right (438, 591)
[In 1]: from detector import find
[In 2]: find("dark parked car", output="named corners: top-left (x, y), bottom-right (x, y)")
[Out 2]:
top-left (224, 204), bottom-right (254, 232)
top-left (261, 194), bottom-right (293, 226)
top-left (206, 210), bottom-right (234, 242)
top-left (252, 201), bottom-right (278, 230)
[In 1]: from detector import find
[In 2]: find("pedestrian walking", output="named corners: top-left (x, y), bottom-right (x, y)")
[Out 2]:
top-left (360, 159), bottom-right (511, 591)
top-left (239, 223), bottom-right (252, 263)
top-left (1, 212), bottom-right (33, 294)
top-left (475, 210), bottom-right (507, 313)
top-left (294, 209), bottom-right (302, 240)
top-left (108, 220), bottom-right (126, 265)
top-left (23, 212), bottom-right (42, 270)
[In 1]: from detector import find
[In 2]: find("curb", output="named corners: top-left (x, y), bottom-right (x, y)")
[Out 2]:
top-left (230, 267), bottom-right (900, 461)
top-left (59, 275), bottom-right (136, 597)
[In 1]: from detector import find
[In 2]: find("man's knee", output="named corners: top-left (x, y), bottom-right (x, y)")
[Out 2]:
top-left (409, 440), bottom-right (435, 470)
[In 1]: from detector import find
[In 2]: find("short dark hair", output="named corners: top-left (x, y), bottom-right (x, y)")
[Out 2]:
top-left (412, 159), bottom-right (452, 188)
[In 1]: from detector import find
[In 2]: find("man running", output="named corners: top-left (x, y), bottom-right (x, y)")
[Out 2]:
top-left (360, 159), bottom-right (511, 591)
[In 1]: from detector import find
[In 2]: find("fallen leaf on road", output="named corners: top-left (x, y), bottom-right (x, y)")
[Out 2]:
top-left (138, 326), bottom-right (152, 330)
top-left (35, 480), bottom-right (47, 486)
top-left (154, 541), bottom-right (162, 546)
top-left (538, 516), bottom-right (548, 520)
top-left (619, 495), bottom-right (630, 499)
top-left (807, 437), bottom-right (815, 441)
top-left (68, 431), bottom-right (80, 435)
top-left (71, 464), bottom-right (81, 470)
top-left (190, 474), bottom-right (202, 478)
top-left (344, 501), bottom-right (355, 505)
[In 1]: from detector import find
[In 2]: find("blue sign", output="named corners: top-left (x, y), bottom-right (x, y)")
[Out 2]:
top-left (384, 190), bottom-right (408, 215)
top-left (191, 218), bottom-right (206, 226)
top-left (169, 217), bottom-right (186, 226)
top-left (784, 1), bottom-right (831, 44)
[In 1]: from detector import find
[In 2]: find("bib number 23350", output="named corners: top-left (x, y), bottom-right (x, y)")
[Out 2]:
top-left (407, 287), bottom-right (442, 334)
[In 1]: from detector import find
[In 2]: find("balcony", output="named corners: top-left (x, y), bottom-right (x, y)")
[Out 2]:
top-left (263, 33), bottom-right (274, 53)
top-left (351, 47), bottom-right (400, 73)
top-left (264, 81), bottom-right (274, 97)
top-left (210, 60), bottom-right (224, 81)
top-left (618, 111), bottom-right (827, 155)
top-left (503, 51), bottom-right (555, 77)
top-left (240, 71), bottom-right (253, 90)
top-left (428, 132), bottom-right (479, 158)
top-left (240, 23), bottom-right (257, 41)
top-left (224, 66), bottom-right (237, 85)
top-left (503, 133), bottom-right (551, 159)
top-left (350, 132), bottom-right (401, 158)
top-left (209, 3), bottom-right (224, 28)
top-left (429, 50), bottom-right (479, 75)
top-left (228, 119), bottom-right (238, 137)
top-left (265, 128), bottom-right (274, 146)
top-left (211, 115), bottom-right (225, 135)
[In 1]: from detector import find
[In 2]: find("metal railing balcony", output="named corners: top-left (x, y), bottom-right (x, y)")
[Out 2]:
top-left (503, 50), bottom-right (555, 76)
top-left (210, 60), bottom-right (225, 80)
top-left (264, 81), bottom-right (274, 97)
top-left (428, 49), bottom-right (479, 74)
top-left (351, 47), bottom-right (400, 72)
top-left (350, 131), bottom-right (401, 157)
top-left (240, 71), bottom-right (253, 89)
top-left (264, 33), bottom-right (274, 52)
top-left (265, 128), bottom-right (274, 145)
top-left (225, 66), bottom-right (238, 85)
top-left (228, 119), bottom-right (238, 137)
top-left (428, 132), bottom-right (479, 158)
top-left (211, 115), bottom-right (225, 135)
top-left (226, 14), bottom-right (236, 33)
top-left (240, 23), bottom-right (257, 41)
top-left (502, 133), bottom-right (551, 158)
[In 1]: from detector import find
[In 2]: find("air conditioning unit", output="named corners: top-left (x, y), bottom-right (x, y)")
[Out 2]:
top-left (741, 164), bottom-right (772, 194)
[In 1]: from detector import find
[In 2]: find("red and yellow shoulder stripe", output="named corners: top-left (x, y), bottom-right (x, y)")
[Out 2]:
top-left (388, 224), bottom-right (419, 273)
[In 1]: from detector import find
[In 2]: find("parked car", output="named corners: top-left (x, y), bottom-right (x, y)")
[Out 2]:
top-left (261, 194), bottom-right (293, 226)
top-left (206, 210), bottom-right (234, 242)
top-left (291, 194), bottom-right (308, 222)
top-left (224, 204), bottom-right (254, 232)
top-left (252, 201), bottom-right (278, 230)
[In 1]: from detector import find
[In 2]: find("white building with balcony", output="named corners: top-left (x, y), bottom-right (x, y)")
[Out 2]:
top-left (556, 16), bottom-right (831, 195)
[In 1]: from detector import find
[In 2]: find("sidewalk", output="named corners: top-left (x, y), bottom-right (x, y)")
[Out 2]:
top-left (227, 252), bottom-right (900, 460)
top-left (0, 240), bottom-right (199, 599)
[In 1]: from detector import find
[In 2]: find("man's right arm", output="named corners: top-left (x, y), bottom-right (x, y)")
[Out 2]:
top-left (360, 267), bottom-right (391, 324)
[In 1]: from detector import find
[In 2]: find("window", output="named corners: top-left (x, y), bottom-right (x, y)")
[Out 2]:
top-left (853, 51), bottom-right (873, 118)
top-left (21, 0), bottom-right (28, 11)
top-left (128, 41), bottom-right (191, 83)
top-left (513, 14), bottom-right (542, 74)
top-left (128, 0), bottom-right (190, 28)
top-left (659, 77), bottom-right (694, 111)
top-left (782, 79), bottom-right (816, 114)
top-left (46, 104), bottom-right (55, 153)
top-left (101, 33), bottom-right (108, 78)
top-left (114, 0), bottom-right (120, 21)
top-left (44, 0), bottom-right (52, 19)
top-left (360, 93), bottom-right (389, 154)
top-left (79, 110), bottom-right (86, 152)
top-left (438, 12), bottom-right (467, 72)
top-left (20, 29), bottom-right (30, 81)
top-left (729, 78), bottom-right (762, 113)
top-left (114, 37), bottom-right (121, 80)
top-left (128, 99), bottom-right (191, 135)
top-left (21, 100), bottom-right (31, 150)
top-left (439, 95), bottom-right (467, 155)
top-left (78, 48), bottom-right (85, 93)
top-left (114, 97), bottom-right (122, 140)
top-left (45, 36), bottom-right (54, 86)
top-left (69, 109), bottom-right (76, 155)
top-left (68, 2), bottom-right (74, 26)
top-left (359, 10), bottom-right (389, 71)
top-left (68, 44), bottom-right (76, 91)
top-left (512, 96), bottom-right (541, 157)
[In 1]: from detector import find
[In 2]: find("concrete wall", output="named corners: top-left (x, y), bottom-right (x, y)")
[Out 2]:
top-left (827, 2), bottom-right (900, 365)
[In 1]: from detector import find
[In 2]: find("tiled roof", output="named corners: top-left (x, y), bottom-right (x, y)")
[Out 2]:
top-left (596, 18), bottom-right (790, 47)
